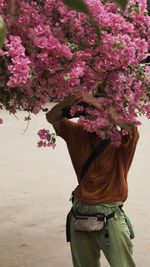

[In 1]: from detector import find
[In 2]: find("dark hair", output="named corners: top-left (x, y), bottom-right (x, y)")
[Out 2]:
top-left (93, 84), bottom-right (107, 98)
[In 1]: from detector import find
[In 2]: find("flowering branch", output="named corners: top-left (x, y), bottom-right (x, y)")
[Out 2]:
top-left (0, 0), bottom-right (149, 147)
top-left (37, 129), bottom-right (56, 149)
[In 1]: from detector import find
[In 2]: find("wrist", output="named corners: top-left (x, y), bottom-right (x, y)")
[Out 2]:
top-left (89, 97), bottom-right (104, 111)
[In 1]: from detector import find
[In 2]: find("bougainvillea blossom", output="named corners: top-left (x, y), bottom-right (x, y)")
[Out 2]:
top-left (37, 128), bottom-right (56, 148)
top-left (0, 0), bottom-right (150, 146)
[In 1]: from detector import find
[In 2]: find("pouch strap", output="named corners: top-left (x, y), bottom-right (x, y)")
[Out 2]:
top-left (106, 211), bottom-right (115, 221)
top-left (66, 207), bottom-right (73, 242)
top-left (81, 138), bottom-right (110, 179)
top-left (72, 210), bottom-right (105, 219)
top-left (102, 211), bottom-right (115, 247)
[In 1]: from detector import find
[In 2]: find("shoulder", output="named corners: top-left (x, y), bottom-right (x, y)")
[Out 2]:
top-left (56, 118), bottom-right (86, 141)
top-left (121, 125), bottom-right (139, 148)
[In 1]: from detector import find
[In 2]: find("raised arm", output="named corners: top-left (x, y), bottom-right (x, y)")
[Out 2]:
top-left (46, 97), bottom-right (72, 134)
top-left (46, 89), bottom-right (130, 134)
top-left (69, 89), bottom-right (125, 127)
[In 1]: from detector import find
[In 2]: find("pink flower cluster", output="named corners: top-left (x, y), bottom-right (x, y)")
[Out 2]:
top-left (70, 105), bottom-right (84, 117)
top-left (5, 36), bottom-right (31, 87)
top-left (37, 129), bottom-right (56, 149)
top-left (77, 107), bottom-right (133, 146)
top-left (0, 0), bottom-right (150, 145)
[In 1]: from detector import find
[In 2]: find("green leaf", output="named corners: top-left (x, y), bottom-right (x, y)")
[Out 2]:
top-left (51, 137), bottom-right (56, 143)
top-left (113, 0), bottom-right (129, 11)
top-left (144, 11), bottom-right (148, 16)
top-left (47, 135), bottom-right (51, 142)
top-left (112, 44), bottom-right (116, 50)
top-left (64, 74), bottom-right (70, 80)
top-left (60, 0), bottom-right (90, 15)
top-left (134, 6), bottom-right (139, 14)
top-left (0, 16), bottom-right (7, 49)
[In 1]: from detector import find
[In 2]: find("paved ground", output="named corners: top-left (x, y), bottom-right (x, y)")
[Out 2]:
top-left (0, 104), bottom-right (150, 267)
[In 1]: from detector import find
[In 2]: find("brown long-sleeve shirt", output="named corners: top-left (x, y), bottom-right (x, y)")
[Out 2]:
top-left (59, 118), bottom-right (139, 204)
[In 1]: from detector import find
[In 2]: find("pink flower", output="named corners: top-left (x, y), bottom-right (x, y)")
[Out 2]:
top-left (32, 106), bottom-right (41, 115)
top-left (121, 129), bottom-right (129, 136)
top-left (37, 129), bottom-right (56, 148)
top-left (70, 105), bottom-right (84, 117)
top-left (24, 116), bottom-right (31, 121)
top-left (38, 129), bottom-right (50, 140)
top-left (47, 141), bottom-right (56, 149)
top-left (0, 118), bottom-right (3, 124)
top-left (37, 140), bottom-right (44, 148)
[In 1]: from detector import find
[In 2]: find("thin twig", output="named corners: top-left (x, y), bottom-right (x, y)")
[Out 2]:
top-left (22, 112), bottom-right (31, 135)
top-left (12, 112), bottom-right (19, 120)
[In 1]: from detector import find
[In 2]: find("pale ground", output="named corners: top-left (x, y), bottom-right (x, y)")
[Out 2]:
top-left (0, 103), bottom-right (150, 267)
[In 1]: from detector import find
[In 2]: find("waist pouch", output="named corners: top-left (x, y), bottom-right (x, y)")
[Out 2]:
top-left (70, 209), bottom-right (116, 246)
top-left (66, 205), bottom-right (126, 246)
top-left (73, 211), bottom-right (106, 232)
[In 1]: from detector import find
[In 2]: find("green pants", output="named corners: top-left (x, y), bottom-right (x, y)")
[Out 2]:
top-left (70, 197), bottom-right (136, 267)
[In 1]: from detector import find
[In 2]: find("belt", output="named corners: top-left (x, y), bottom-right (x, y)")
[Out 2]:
top-left (66, 204), bottom-right (124, 245)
